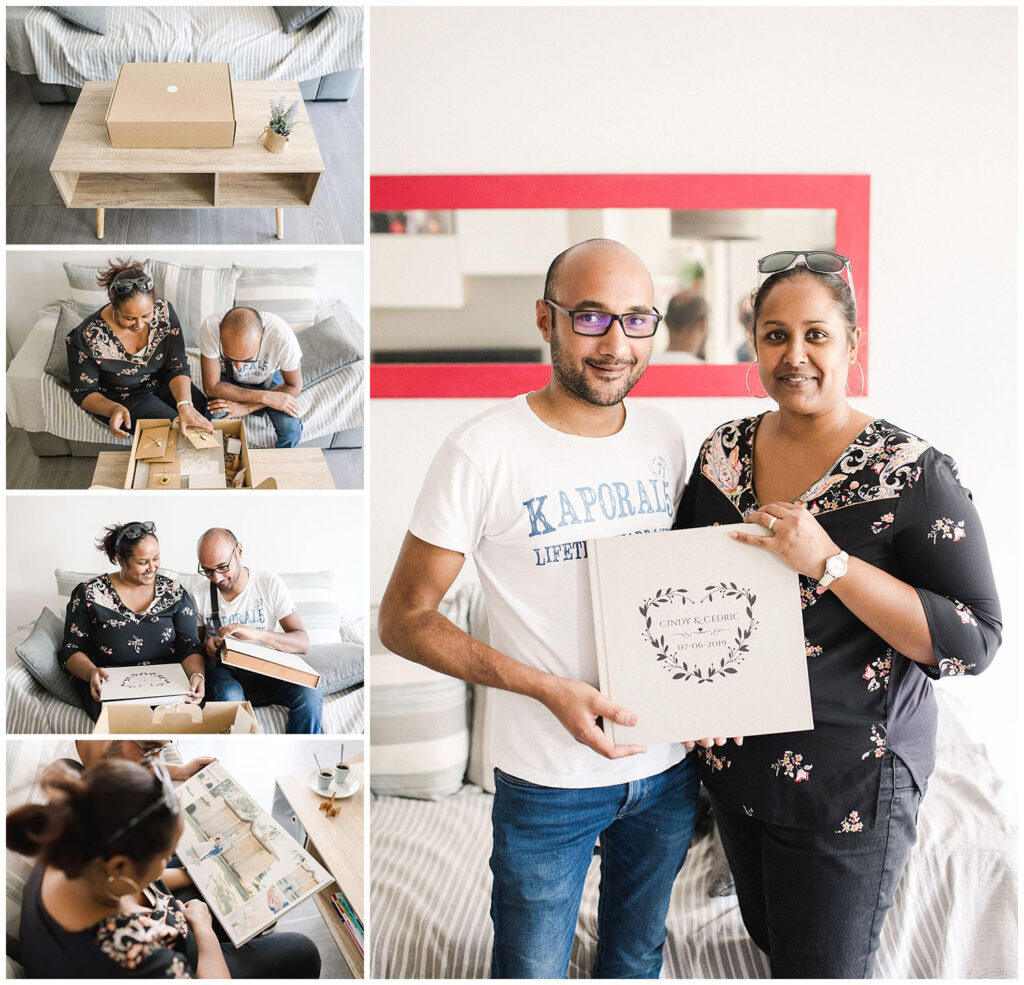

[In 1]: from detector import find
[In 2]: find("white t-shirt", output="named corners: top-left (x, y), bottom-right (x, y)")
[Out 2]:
top-left (409, 393), bottom-right (688, 788)
top-left (198, 309), bottom-right (302, 386)
top-left (193, 569), bottom-right (297, 636)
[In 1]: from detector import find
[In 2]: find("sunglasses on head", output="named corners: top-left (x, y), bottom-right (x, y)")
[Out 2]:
top-left (114, 521), bottom-right (156, 557)
top-left (102, 757), bottom-right (179, 851)
top-left (111, 273), bottom-right (154, 297)
top-left (756, 251), bottom-right (855, 299)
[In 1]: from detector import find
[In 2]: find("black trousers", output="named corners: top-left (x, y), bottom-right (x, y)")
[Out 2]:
top-left (172, 883), bottom-right (321, 978)
top-left (88, 382), bottom-right (210, 432)
top-left (710, 752), bottom-right (923, 979)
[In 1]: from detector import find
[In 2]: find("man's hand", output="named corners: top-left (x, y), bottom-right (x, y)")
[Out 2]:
top-left (203, 633), bottom-right (223, 660)
top-left (220, 624), bottom-right (267, 644)
top-left (208, 398), bottom-right (256, 419)
top-left (89, 667), bottom-right (110, 702)
top-left (108, 405), bottom-right (132, 438)
top-left (168, 756), bottom-right (217, 781)
top-left (538, 676), bottom-right (646, 760)
top-left (262, 390), bottom-right (300, 417)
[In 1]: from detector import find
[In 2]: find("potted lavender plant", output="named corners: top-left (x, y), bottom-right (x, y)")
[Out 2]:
top-left (262, 97), bottom-right (299, 153)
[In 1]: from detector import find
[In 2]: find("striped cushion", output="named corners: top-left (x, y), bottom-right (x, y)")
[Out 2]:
top-left (232, 264), bottom-right (319, 330)
top-left (369, 595), bottom-right (474, 801)
top-left (148, 260), bottom-right (240, 348)
top-left (61, 261), bottom-right (108, 318)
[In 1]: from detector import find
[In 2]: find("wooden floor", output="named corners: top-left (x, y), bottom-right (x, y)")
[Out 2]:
top-left (5, 69), bottom-right (364, 245)
top-left (6, 423), bottom-right (364, 490)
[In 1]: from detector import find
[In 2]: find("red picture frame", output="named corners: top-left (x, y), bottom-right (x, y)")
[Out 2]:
top-left (370, 174), bottom-right (870, 398)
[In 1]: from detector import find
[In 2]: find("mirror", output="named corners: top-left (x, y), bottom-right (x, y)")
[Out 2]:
top-left (370, 174), bottom-right (870, 398)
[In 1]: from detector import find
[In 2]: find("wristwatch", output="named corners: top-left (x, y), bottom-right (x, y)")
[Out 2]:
top-left (817, 550), bottom-right (849, 590)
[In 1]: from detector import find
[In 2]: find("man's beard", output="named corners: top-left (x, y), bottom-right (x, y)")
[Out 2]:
top-left (550, 330), bottom-right (646, 407)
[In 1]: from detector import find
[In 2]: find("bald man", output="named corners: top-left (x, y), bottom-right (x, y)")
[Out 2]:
top-left (199, 306), bottom-right (304, 447)
top-left (194, 527), bottom-right (321, 734)
top-left (378, 239), bottom-right (699, 979)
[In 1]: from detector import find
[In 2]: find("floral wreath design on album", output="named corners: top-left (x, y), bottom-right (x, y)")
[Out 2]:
top-left (639, 583), bottom-right (758, 684)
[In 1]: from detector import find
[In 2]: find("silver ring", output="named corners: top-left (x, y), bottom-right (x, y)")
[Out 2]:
top-left (767, 516), bottom-right (778, 531)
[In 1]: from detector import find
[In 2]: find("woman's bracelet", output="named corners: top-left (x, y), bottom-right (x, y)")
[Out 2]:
top-left (189, 672), bottom-right (205, 683)
top-left (177, 400), bottom-right (194, 409)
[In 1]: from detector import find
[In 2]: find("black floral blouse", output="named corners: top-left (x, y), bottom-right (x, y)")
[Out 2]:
top-left (61, 574), bottom-right (201, 669)
top-left (20, 865), bottom-right (196, 978)
top-left (65, 299), bottom-right (190, 407)
top-left (674, 415), bottom-right (1001, 833)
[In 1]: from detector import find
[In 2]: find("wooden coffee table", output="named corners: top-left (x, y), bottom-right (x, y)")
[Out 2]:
top-left (49, 80), bottom-right (324, 240)
top-left (91, 447), bottom-right (336, 489)
top-left (275, 763), bottom-right (365, 976)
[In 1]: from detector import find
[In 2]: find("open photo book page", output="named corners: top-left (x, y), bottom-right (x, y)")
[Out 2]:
top-left (588, 524), bottom-right (812, 745)
top-left (176, 762), bottom-right (333, 946)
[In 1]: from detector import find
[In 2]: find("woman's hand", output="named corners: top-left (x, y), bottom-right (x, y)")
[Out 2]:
top-left (183, 899), bottom-right (215, 932)
top-left (683, 736), bottom-right (744, 752)
top-left (187, 672), bottom-right (205, 704)
top-left (89, 667), bottom-right (110, 702)
top-left (736, 502), bottom-right (840, 580)
top-left (178, 403), bottom-right (214, 435)
top-left (109, 405), bottom-right (132, 438)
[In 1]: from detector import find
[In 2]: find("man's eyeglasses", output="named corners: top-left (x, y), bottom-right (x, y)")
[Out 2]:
top-left (111, 274), bottom-right (155, 297)
top-left (102, 757), bottom-right (179, 851)
top-left (544, 300), bottom-right (662, 339)
top-left (756, 251), bottom-right (855, 298)
top-left (198, 546), bottom-right (237, 578)
top-left (114, 521), bottom-right (156, 558)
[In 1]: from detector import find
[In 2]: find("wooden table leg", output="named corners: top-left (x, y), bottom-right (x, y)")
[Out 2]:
top-left (275, 208), bottom-right (284, 239)
top-left (96, 208), bottom-right (105, 239)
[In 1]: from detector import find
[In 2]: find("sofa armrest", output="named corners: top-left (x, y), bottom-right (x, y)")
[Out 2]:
top-left (7, 314), bottom-right (58, 432)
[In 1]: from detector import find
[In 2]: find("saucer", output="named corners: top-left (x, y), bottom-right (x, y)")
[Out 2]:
top-left (307, 769), bottom-right (360, 799)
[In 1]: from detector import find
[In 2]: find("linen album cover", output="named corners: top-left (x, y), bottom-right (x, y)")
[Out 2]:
top-left (99, 663), bottom-right (191, 705)
top-left (588, 524), bottom-right (812, 745)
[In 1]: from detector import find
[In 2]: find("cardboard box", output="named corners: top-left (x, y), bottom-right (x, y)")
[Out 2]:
top-left (93, 700), bottom-right (261, 734)
top-left (126, 419), bottom-right (276, 490)
top-left (106, 62), bottom-right (236, 149)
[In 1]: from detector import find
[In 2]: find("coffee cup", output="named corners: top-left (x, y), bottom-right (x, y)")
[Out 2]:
top-left (334, 762), bottom-right (350, 787)
top-left (316, 769), bottom-right (333, 791)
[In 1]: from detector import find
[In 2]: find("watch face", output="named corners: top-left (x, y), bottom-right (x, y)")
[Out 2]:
top-left (826, 553), bottom-right (848, 578)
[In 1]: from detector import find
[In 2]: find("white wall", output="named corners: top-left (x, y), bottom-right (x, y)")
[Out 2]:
top-left (6, 493), bottom-right (364, 629)
top-left (369, 8), bottom-right (1017, 786)
top-left (5, 248), bottom-right (365, 357)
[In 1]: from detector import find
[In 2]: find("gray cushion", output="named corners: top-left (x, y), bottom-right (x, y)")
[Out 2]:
top-left (274, 6), bottom-right (329, 33)
top-left (299, 314), bottom-right (363, 386)
top-left (62, 261), bottom-right (110, 319)
top-left (232, 264), bottom-right (319, 330)
top-left (304, 641), bottom-right (363, 696)
top-left (14, 608), bottom-right (83, 709)
top-left (148, 260), bottom-right (239, 349)
top-left (47, 6), bottom-right (108, 33)
top-left (43, 301), bottom-right (83, 388)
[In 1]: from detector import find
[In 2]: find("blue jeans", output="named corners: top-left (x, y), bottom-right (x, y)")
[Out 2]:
top-left (211, 370), bottom-right (303, 448)
top-left (490, 755), bottom-right (700, 979)
top-left (710, 751), bottom-right (924, 978)
top-left (205, 663), bottom-right (323, 734)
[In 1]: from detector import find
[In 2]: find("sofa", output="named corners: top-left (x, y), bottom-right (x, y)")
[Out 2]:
top-left (6, 6), bottom-right (363, 103)
top-left (8, 566), bottom-right (364, 736)
top-left (369, 585), bottom-right (1018, 978)
top-left (7, 258), bottom-right (364, 459)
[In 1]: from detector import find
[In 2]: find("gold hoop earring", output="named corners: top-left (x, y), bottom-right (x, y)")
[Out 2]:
top-left (105, 874), bottom-right (141, 902)
top-left (744, 361), bottom-right (768, 400)
top-left (846, 358), bottom-right (866, 398)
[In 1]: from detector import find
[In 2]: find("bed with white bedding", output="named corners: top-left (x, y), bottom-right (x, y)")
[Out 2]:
top-left (6, 6), bottom-right (362, 98)
top-left (370, 689), bottom-right (1017, 978)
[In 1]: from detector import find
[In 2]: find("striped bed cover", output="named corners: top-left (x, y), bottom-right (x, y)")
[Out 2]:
top-left (40, 347), bottom-right (363, 449)
top-left (13, 6), bottom-right (363, 88)
top-left (6, 663), bottom-right (364, 736)
top-left (370, 691), bottom-right (1017, 978)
